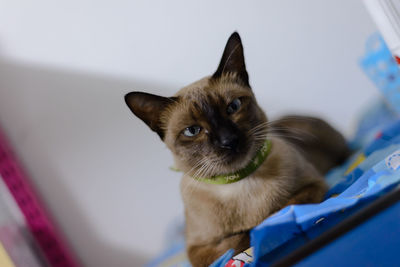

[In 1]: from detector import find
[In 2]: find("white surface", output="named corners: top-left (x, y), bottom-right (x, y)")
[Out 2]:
top-left (0, 1), bottom-right (377, 266)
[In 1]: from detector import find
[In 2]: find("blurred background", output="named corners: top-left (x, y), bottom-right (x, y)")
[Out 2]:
top-left (0, 0), bottom-right (378, 266)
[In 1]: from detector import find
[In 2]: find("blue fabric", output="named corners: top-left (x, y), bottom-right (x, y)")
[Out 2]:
top-left (249, 120), bottom-right (400, 266)
top-left (350, 100), bottom-right (397, 150)
top-left (209, 250), bottom-right (234, 267)
top-left (359, 34), bottom-right (400, 115)
top-left (296, 201), bottom-right (400, 267)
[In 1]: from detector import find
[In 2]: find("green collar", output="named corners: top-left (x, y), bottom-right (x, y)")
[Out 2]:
top-left (194, 140), bottom-right (272, 185)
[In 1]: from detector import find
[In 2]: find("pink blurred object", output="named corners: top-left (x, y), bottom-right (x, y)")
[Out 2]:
top-left (0, 128), bottom-right (80, 267)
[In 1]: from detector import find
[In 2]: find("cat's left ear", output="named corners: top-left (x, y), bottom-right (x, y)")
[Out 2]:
top-left (125, 92), bottom-right (176, 140)
top-left (212, 32), bottom-right (249, 87)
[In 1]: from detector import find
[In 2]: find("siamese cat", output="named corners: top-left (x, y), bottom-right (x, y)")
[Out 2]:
top-left (125, 32), bottom-right (350, 266)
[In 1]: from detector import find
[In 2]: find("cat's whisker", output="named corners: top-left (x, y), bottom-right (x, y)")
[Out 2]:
top-left (251, 125), bottom-right (317, 143)
top-left (191, 160), bottom-right (210, 180)
top-left (271, 116), bottom-right (319, 123)
top-left (270, 131), bottom-right (316, 142)
top-left (269, 126), bottom-right (317, 138)
top-left (247, 124), bottom-right (267, 134)
top-left (188, 157), bottom-right (210, 174)
top-left (184, 166), bottom-right (208, 196)
top-left (247, 121), bottom-right (270, 134)
top-left (182, 157), bottom-right (211, 195)
top-left (185, 160), bottom-right (206, 180)
top-left (186, 173), bottom-right (201, 197)
top-left (258, 134), bottom-right (306, 142)
top-left (248, 117), bottom-right (320, 137)
top-left (202, 160), bottom-right (216, 177)
top-left (188, 162), bottom-right (211, 196)
top-left (192, 154), bottom-right (228, 180)
top-left (191, 158), bottom-right (208, 180)
top-left (251, 130), bottom-right (305, 142)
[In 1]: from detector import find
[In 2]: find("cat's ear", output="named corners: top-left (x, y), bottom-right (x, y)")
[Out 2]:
top-left (212, 32), bottom-right (249, 87)
top-left (125, 92), bottom-right (176, 139)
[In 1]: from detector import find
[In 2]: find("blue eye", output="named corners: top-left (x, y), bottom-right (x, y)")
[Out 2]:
top-left (227, 98), bottom-right (241, 114)
top-left (183, 125), bottom-right (201, 137)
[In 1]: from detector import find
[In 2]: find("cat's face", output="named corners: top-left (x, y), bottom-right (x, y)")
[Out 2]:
top-left (125, 32), bottom-right (267, 177)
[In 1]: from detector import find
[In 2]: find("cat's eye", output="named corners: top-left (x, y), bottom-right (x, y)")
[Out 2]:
top-left (227, 98), bottom-right (241, 114)
top-left (183, 125), bottom-right (201, 137)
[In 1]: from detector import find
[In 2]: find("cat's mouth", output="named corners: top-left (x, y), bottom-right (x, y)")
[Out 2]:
top-left (183, 138), bottom-right (266, 179)
top-left (207, 139), bottom-right (262, 176)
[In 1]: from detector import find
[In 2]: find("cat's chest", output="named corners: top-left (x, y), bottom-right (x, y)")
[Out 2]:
top-left (208, 176), bottom-right (287, 214)
top-left (182, 174), bottom-right (290, 234)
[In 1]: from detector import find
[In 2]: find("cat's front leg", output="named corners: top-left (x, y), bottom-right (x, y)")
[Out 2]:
top-left (285, 180), bottom-right (328, 206)
top-left (187, 232), bottom-right (250, 267)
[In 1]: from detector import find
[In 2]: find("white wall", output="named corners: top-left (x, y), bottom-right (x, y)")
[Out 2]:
top-left (0, 1), bottom-right (378, 266)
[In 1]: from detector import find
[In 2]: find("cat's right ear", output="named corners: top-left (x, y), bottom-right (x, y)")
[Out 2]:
top-left (212, 32), bottom-right (249, 87)
top-left (125, 92), bottom-right (177, 139)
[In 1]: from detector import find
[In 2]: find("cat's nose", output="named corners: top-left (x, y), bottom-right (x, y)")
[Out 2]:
top-left (218, 134), bottom-right (239, 151)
